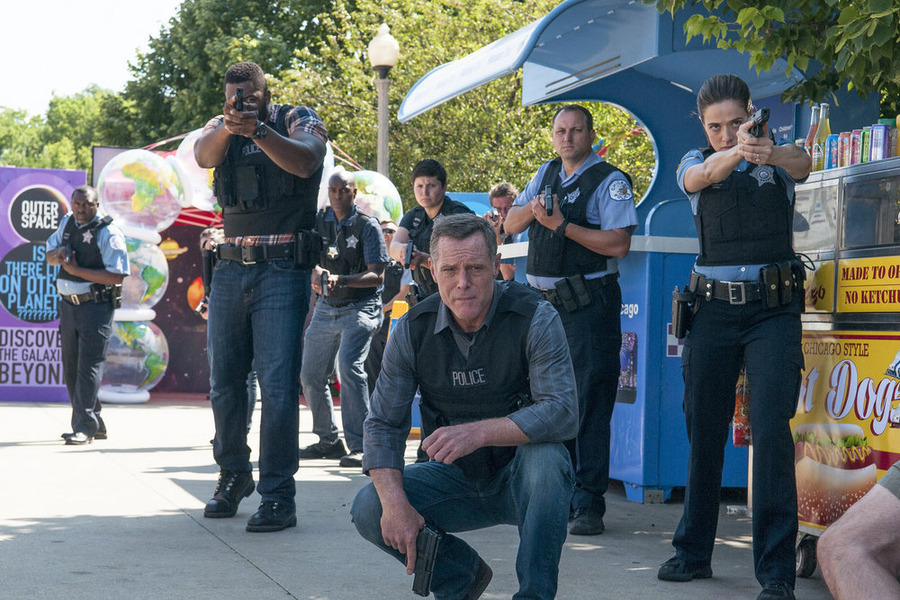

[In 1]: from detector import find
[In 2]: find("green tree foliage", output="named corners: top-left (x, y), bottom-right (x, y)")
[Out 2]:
top-left (274, 0), bottom-right (654, 207)
top-left (119, 0), bottom-right (331, 144)
top-left (653, 0), bottom-right (900, 106)
top-left (0, 86), bottom-right (111, 175)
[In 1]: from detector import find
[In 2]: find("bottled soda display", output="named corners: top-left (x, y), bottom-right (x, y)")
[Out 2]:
top-left (811, 103), bottom-right (831, 170)
top-left (804, 105), bottom-right (819, 155)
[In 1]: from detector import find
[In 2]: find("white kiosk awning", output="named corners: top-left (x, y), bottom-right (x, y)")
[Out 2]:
top-left (398, 0), bottom-right (803, 122)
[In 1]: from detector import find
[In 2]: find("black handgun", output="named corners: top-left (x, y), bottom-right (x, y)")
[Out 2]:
top-left (320, 270), bottom-right (330, 297)
top-left (748, 107), bottom-right (769, 137)
top-left (405, 240), bottom-right (414, 269)
top-left (235, 87), bottom-right (244, 111)
top-left (412, 524), bottom-right (443, 597)
top-left (543, 185), bottom-right (553, 216)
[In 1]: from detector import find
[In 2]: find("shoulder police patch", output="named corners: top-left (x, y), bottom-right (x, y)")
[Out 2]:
top-left (609, 180), bottom-right (633, 202)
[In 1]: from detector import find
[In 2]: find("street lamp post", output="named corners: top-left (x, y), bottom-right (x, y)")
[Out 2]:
top-left (368, 24), bottom-right (400, 177)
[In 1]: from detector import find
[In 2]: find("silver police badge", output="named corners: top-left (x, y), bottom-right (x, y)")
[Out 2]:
top-left (750, 165), bottom-right (776, 187)
top-left (327, 245), bottom-right (339, 259)
top-left (345, 234), bottom-right (359, 249)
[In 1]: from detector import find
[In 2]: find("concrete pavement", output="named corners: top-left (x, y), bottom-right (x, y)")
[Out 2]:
top-left (0, 397), bottom-right (831, 599)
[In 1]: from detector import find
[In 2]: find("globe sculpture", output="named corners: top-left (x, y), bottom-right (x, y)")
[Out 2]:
top-left (100, 320), bottom-right (170, 396)
top-left (97, 149), bottom-right (184, 234)
top-left (170, 129), bottom-right (216, 211)
top-left (97, 148), bottom-right (181, 403)
top-left (121, 237), bottom-right (169, 309)
top-left (351, 170), bottom-right (402, 222)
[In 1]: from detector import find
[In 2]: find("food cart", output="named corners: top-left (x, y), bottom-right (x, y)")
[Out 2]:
top-left (790, 155), bottom-right (900, 576)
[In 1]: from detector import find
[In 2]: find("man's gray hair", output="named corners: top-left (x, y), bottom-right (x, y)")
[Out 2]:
top-left (430, 213), bottom-right (497, 263)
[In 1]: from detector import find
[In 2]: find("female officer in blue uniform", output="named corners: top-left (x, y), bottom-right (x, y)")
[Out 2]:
top-left (657, 74), bottom-right (812, 600)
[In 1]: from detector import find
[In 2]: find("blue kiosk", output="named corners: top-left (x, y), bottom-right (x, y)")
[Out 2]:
top-left (399, 0), bottom-right (877, 501)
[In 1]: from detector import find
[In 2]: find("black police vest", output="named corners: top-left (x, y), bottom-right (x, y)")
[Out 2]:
top-left (694, 149), bottom-right (795, 266)
top-left (407, 281), bottom-right (540, 481)
top-left (213, 105), bottom-right (323, 237)
top-left (315, 208), bottom-right (379, 305)
top-left (403, 197), bottom-right (473, 296)
top-left (56, 215), bottom-right (113, 283)
top-left (526, 158), bottom-right (629, 277)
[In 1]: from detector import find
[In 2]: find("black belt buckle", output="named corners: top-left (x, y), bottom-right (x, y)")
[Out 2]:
top-left (240, 246), bottom-right (257, 265)
top-left (727, 282), bottom-right (746, 305)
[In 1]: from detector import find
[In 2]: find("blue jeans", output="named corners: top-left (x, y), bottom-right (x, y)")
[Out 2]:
top-left (207, 259), bottom-right (310, 507)
top-left (300, 295), bottom-right (382, 453)
top-left (558, 280), bottom-right (622, 516)
top-left (351, 443), bottom-right (574, 600)
top-left (673, 294), bottom-right (803, 585)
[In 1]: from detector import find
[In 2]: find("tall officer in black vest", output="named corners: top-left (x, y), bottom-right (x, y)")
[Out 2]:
top-left (352, 214), bottom-right (578, 599)
top-left (389, 159), bottom-right (473, 303)
top-left (657, 75), bottom-right (810, 600)
top-left (46, 185), bottom-right (129, 445)
top-left (194, 61), bottom-right (327, 532)
top-left (299, 170), bottom-right (388, 469)
top-left (505, 104), bottom-right (638, 537)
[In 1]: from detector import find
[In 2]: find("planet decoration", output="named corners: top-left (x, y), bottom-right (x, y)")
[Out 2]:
top-left (170, 128), bottom-right (217, 212)
top-left (121, 238), bottom-right (169, 309)
top-left (101, 320), bottom-right (170, 393)
top-left (350, 170), bottom-right (402, 223)
top-left (97, 149), bottom-right (184, 233)
top-left (159, 237), bottom-right (189, 260)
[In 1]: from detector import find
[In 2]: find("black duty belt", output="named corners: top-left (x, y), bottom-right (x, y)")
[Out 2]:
top-left (60, 292), bottom-right (97, 306)
top-left (537, 273), bottom-right (618, 306)
top-left (217, 243), bottom-right (294, 265)
top-left (694, 275), bottom-right (763, 305)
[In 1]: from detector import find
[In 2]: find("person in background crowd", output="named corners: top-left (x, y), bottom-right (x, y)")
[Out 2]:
top-left (483, 181), bottom-right (518, 281)
top-left (389, 159), bottom-right (473, 304)
top-left (352, 214), bottom-right (578, 599)
top-left (299, 170), bottom-right (388, 469)
top-left (363, 218), bottom-right (412, 398)
top-left (47, 185), bottom-right (129, 445)
top-left (505, 104), bottom-right (638, 537)
top-left (194, 60), bottom-right (327, 532)
top-left (656, 74), bottom-right (810, 600)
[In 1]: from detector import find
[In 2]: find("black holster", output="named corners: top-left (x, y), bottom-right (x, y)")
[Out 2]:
top-left (672, 285), bottom-right (695, 339)
top-left (201, 248), bottom-right (216, 297)
top-left (759, 260), bottom-right (802, 309)
top-left (294, 230), bottom-right (325, 270)
top-left (90, 283), bottom-right (122, 308)
top-left (555, 274), bottom-right (593, 313)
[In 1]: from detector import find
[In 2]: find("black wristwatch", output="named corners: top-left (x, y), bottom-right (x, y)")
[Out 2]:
top-left (555, 219), bottom-right (569, 238)
top-left (252, 121), bottom-right (268, 140)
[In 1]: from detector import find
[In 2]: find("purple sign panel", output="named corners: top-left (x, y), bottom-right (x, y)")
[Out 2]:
top-left (0, 167), bottom-right (85, 402)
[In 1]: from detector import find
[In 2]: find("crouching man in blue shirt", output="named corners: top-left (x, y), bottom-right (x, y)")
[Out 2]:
top-left (351, 213), bottom-right (578, 600)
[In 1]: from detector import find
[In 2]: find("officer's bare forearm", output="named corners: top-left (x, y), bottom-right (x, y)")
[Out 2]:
top-left (503, 204), bottom-right (533, 235)
top-left (194, 121), bottom-right (232, 168)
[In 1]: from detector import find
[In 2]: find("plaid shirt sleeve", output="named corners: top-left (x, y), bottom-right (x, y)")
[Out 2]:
top-left (281, 105), bottom-right (328, 143)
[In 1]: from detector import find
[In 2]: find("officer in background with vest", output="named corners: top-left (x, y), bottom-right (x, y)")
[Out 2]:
top-left (194, 61), bottom-right (327, 533)
top-left (505, 104), bottom-right (638, 537)
top-left (299, 170), bottom-right (388, 469)
top-left (352, 214), bottom-right (578, 599)
top-left (46, 185), bottom-right (129, 445)
top-left (389, 159), bottom-right (473, 303)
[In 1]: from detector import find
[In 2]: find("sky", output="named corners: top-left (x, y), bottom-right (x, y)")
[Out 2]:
top-left (7, 0), bottom-right (185, 116)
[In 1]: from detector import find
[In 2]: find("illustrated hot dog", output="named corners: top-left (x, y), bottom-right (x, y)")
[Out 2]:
top-left (793, 423), bottom-right (876, 527)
